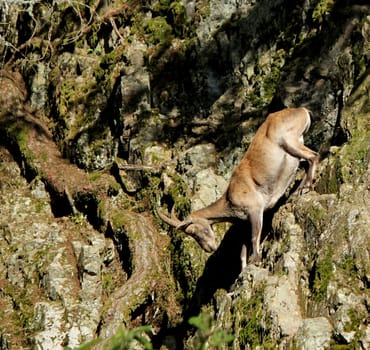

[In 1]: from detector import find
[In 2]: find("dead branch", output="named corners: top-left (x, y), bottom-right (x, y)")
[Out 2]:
top-left (116, 162), bottom-right (164, 173)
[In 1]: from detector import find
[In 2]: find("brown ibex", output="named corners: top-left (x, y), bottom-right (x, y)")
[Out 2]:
top-left (157, 108), bottom-right (319, 268)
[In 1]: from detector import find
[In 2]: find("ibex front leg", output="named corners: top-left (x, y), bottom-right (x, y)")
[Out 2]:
top-left (249, 208), bottom-right (263, 267)
top-left (282, 140), bottom-right (319, 194)
top-left (240, 244), bottom-right (247, 270)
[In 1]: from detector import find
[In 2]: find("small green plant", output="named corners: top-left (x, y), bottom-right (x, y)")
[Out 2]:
top-left (74, 325), bottom-right (153, 350)
top-left (105, 326), bottom-right (153, 350)
top-left (69, 212), bottom-right (87, 225)
top-left (312, 0), bottom-right (334, 23)
top-left (189, 312), bottom-right (234, 350)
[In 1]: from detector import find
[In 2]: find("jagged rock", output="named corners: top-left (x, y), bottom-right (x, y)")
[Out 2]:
top-left (42, 249), bottom-right (75, 303)
top-left (128, 113), bottom-right (169, 153)
top-left (30, 63), bottom-right (50, 113)
top-left (265, 276), bottom-right (303, 338)
top-left (143, 144), bottom-right (172, 166)
top-left (121, 66), bottom-right (151, 113)
top-left (178, 143), bottom-right (217, 178)
top-left (294, 317), bottom-right (333, 350)
top-left (230, 265), bottom-right (303, 347)
top-left (0, 147), bottom-right (118, 348)
top-left (33, 302), bottom-right (67, 350)
top-left (191, 168), bottom-right (227, 211)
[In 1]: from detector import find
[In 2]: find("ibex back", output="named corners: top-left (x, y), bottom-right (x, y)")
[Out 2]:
top-left (157, 108), bottom-right (319, 268)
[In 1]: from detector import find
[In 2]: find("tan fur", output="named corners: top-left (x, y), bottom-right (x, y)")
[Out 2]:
top-left (157, 108), bottom-right (319, 268)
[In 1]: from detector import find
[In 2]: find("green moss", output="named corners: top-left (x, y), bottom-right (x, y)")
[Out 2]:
top-left (137, 169), bottom-right (190, 218)
top-left (59, 79), bottom-right (77, 115)
top-left (327, 158), bottom-right (342, 193)
top-left (94, 45), bottom-right (126, 89)
top-left (339, 125), bottom-right (369, 184)
top-left (344, 308), bottom-right (365, 333)
top-left (312, 0), bottom-right (334, 23)
top-left (262, 66), bottom-right (280, 100)
top-left (308, 204), bottom-right (327, 223)
top-left (40, 152), bottom-right (48, 162)
top-left (338, 76), bottom-right (370, 184)
top-left (88, 23), bottom-right (101, 48)
top-left (110, 210), bottom-right (130, 230)
top-left (170, 238), bottom-right (209, 303)
top-left (150, 0), bottom-right (188, 37)
top-left (102, 271), bottom-right (116, 296)
top-left (170, 2), bottom-right (185, 17)
top-left (34, 199), bottom-right (46, 213)
top-left (261, 49), bottom-right (285, 101)
top-left (312, 249), bottom-right (334, 301)
top-left (57, 75), bottom-right (103, 132)
top-left (328, 308), bottom-right (367, 348)
top-left (100, 46), bottom-right (125, 68)
top-left (303, 202), bottom-right (328, 239)
top-left (340, 254), bottom-right (357, 277)
top-left (143, 16), bottom-right (173, 46)
top-left (3, 283), bottom-right (36, 337)
top-left (167, 173), bottom-right (191, 217)
top-left (316, 75), bottom-right (369, 193)
top-left (70, 212), bottom-right (88, 225)
top-left (96, 201), bottom-right (106, 223)
top-left (4, 123), bottom-right (41, 179)
top-left (108, 180), bottom-right (121, 196)
top-left (93, 65), bottom-right (105, 82)
top-left (88, 171), bottom-right (103, 182)
top-left (6, 124), bottom-right (30, 152)
top-left (245, 90), bottom-right (265, 111)
top-left (233, 284), bottom-right (273, 348)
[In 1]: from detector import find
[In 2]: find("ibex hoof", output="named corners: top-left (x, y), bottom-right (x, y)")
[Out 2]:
top-left (293, 184), bottom-right (312, 196)
top-left (293, 186), bottom-right (310, 196)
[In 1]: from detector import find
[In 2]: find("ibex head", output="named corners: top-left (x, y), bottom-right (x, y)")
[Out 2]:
top-left (157, 208), bottom-right (217, 253)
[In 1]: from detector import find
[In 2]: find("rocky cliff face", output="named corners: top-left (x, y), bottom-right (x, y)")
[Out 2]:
top-left (0, 0), bottom-right (369, 349)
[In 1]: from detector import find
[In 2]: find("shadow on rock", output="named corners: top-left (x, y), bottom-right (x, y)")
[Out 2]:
top-left (183, 223), bottom-right (247, 319)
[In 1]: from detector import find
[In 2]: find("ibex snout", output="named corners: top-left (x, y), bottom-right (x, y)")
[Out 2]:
top-left (185, 223), bottom-right (217, 253)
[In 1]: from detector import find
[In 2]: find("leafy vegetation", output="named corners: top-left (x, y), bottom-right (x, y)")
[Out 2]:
top-left (75, 312), bottom-right (234, 350)
top-left (188, 311), bottom-right (234, 350)
top-left (312, 0), bottom-right (334, 23)
top-left (74, 325), bottom-right (153, 350)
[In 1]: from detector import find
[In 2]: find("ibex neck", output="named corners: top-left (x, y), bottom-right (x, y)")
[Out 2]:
top-left (192, 194), bottom-right (232, 223)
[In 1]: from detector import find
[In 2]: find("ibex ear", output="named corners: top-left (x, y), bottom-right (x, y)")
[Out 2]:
top-left (176, 216), bottom-right (193, 230)
top-left (184, 224), bottom-right (196, 235)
